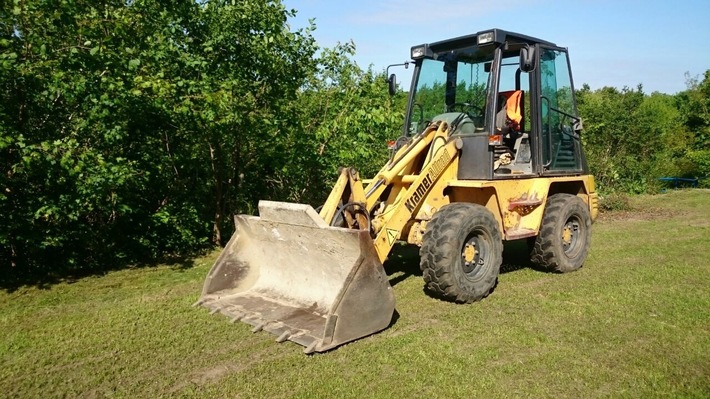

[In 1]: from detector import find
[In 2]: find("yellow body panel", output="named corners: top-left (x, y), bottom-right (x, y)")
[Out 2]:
top-left (445, 175), bottom-right (597, 240)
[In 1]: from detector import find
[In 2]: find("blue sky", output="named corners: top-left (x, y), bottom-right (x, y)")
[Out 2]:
top-left (284, 0), bottom-right (710, 94)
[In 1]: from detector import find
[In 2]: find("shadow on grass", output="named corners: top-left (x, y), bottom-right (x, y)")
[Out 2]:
top-left (500, 238), bottom-right (545, 274)
top-left (2, 239), bottom-right (544, 294)
top-left (384, 244), bottom-right (422, 286)
top-left (387, 309), bottom-right (401, 328)
top-left (0, 253), bottom-right (203, 294)
top-left (384, 239), bottom-right (545, 288)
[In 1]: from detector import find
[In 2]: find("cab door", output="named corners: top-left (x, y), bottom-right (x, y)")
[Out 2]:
top-left (533, 46), bottom-right (584, 174)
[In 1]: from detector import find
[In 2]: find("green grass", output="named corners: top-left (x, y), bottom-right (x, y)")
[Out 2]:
top-left (1, 190), bottom-right (709, 398)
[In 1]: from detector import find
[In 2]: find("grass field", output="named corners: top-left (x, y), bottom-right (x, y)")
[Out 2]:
top-left (1, 190), bottom-right (708, 398)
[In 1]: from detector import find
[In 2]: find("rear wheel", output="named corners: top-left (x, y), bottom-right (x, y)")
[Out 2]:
top-left (420, 203), bottom-right (503, 303)
top-left (530, 194), bottom-right (592, 272)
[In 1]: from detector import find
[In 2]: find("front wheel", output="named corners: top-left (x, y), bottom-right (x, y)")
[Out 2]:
top-left (530, 194), bottom-right (592, 273)
top-left (420, 203), bottom-right (503, 303)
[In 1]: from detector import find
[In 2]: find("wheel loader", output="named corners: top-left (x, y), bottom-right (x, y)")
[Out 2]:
top-left (194, 29), bottom-right (598, 354)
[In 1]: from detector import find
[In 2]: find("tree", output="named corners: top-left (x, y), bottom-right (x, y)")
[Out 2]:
top-left (0, 0), bottom-right (319, 274)
top-left (577, 71), bottom-right (710, 193)
top-left (578, 85), bottom-right (645, 192)
top-left (675, 71), bottom-right (710, 185)
top-left (282, 41), bottom-right (405, 206)
top-left (0, 0), bottom-right (408, 281)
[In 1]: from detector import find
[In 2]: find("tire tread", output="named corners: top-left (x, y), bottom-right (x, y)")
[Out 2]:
top-left (420, 203), bottom-right (503, 303)
top-left (530, 194), bottom-right (592, 273)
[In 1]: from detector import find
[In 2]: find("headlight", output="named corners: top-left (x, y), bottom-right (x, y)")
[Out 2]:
top-left (477, 31), bottom-right (494, 45)
top-left (411, 46), bottom-right (425, 59)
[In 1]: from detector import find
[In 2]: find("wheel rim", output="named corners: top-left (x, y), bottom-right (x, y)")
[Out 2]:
top-left (461, 231), bottom-right (489, 278)
top-left (561, 215), bottom-right (584, 258)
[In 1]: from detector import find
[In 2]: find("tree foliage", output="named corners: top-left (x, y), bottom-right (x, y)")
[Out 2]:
top-left (577, 76), bottom-right (709, 193)
top-left (0, 0), bottom-right (402, 276)
top-left (288, 41), bottom-right (404, 203)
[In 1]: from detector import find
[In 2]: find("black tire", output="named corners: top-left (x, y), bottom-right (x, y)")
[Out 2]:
top-left (419, 203), bottom-right (503, 303)
top-left (530, 194), bottom-right (592, 273)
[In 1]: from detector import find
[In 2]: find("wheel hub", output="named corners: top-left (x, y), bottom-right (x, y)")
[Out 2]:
top-left (562, 220), bottom-right (580, 253)
top-left (463, 242), bottom-right (477, 264)
top-left (562, 225), bottom-right (573, 244)
top-left (461, 236), bottom-right (482, 274)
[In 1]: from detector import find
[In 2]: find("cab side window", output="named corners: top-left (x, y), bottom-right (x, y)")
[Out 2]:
top-left (539, 49), bottom-right (581, 171)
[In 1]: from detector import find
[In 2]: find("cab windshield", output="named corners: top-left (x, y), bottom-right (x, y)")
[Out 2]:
top-left (409, 51), bottom-right (493, 134)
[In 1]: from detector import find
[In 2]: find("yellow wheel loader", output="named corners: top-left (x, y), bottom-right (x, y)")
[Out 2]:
top-left (195, 29), bottom-right (599, 354)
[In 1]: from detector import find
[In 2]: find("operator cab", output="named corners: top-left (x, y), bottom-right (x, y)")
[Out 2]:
top-left (404, 28), bottom-right (588, 180)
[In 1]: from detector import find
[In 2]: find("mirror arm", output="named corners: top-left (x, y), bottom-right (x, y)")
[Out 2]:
top-left (385, 61), bottom-right (410, 82)
top-left (385, 61), bottom-right (410, 96)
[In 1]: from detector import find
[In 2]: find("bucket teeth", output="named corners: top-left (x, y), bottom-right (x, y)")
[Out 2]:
top-left (191, 299), bottom-right (204, 307)
top-left (304, 340), bottom-right (319, 355)
top-left (229, 313), bottom-right (244, 323)
top-left (209, 307), bottom-right (221, 315)
top-left (275, 330), bottom-right (291, 343)
top-left (251, 321), bottom-right (266, 333)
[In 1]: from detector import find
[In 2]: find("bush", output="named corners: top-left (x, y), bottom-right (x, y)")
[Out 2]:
top-left (599, 193), bottom-right (632, 212)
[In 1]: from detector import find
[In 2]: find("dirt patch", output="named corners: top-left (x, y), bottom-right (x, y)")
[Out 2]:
top-left (169, 345), bottom-right (290, 394)
top-left (190, 364), bottom-right (237, 386)
top-left (77, 389), bottom-right (100, 399)
top-left (597, 206), bottom-right (681, 222)
top-left (687, 219), bottom-right (710, 228)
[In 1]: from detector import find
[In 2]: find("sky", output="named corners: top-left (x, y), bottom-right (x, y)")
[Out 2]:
top-left (284, 0), bottom-right (710, 94)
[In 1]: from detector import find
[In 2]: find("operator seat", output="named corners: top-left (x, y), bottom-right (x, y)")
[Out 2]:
top-left (497, 90), bottom-right (524, 150)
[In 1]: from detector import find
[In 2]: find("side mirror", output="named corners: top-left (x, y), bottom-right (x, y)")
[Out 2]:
top-left (574, 118), bottom-right (584, 133)
top-left (385, 61), bottom-right (409, 96)
top-left (520, 46), bottom-right (535, 72)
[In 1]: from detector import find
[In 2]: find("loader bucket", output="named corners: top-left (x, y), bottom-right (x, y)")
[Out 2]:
top-left (195, 201), bottom-right (396, 354)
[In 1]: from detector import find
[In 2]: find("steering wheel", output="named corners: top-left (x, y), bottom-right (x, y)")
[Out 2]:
top-left (451, 102), bottom-right (484, 120)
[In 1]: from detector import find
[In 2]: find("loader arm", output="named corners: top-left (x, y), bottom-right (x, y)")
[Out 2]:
top-left (369, 125), bottom-right (460, 263)
top-left (318, 121), bottom-right (445, 229)
top-left (318, 121), bottom-right (461, 264)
